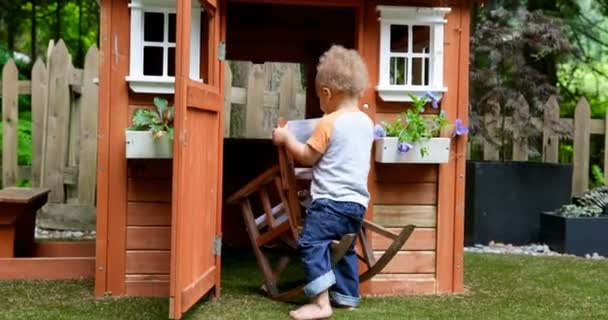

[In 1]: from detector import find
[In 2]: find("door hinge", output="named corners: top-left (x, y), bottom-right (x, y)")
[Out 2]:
top-left (218, 42), bottom-right (226, 61)
top-left (213, 236), bottom-right (222, 256)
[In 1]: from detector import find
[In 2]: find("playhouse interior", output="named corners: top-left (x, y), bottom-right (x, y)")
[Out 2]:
top-left (221, 2), bottom-right (357, 248)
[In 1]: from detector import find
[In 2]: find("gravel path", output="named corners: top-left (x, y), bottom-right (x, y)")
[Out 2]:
top-left (465, 241), bottom-right (606, 260)
top-left (35, 227), bottom-right (96, 240)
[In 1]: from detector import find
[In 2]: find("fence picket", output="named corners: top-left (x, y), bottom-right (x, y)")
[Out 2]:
top-left (483, 98), bottom-right (500, 161)
top-left (31, 59), bottom-right (48, 187)
top-left (278, 66), bottom-right (296, 120)
top-left (512, 95), bottom-right (529, 161)
top-left (245, 64), bottom-right (266, 138)
top-left (42, 40), bottom-right (72, 202)
top-left (572, 98), bottom-right (591, 196)
top-left (1, 60), bottom-right (19, 187)
top-left (78, 45), bottom-right (99, 205)
top-left (542, 95), bottom-right (560, 163)
top-left (224, 63), bottom-right (232, 137)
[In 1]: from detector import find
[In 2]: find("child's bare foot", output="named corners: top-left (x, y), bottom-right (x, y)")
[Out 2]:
top-left (289, 290), bottom-right (333, 320)
top-left (289, 303), bottom-right (333, 320)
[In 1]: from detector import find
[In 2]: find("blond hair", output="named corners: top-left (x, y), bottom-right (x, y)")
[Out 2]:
top-left (315, 45), bottom-right (369, 96)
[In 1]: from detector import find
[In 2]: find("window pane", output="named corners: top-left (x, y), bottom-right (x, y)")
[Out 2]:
top-left (168, 14), bottom-right (176, 43)
top-left (390, 25), bottom-right (408, 53)
top-left (144, 12), bottom-right (165, 42)
top-left (143, 46), bottom-right (164, 76)
top-left (412, 58), bottom-right (430, 86)
top-left (168, 47), bottom-right (176, 76)
top-left (413, 26), bottom-right (430, 53)
top-left (390, 56), bottom-right (406, 85)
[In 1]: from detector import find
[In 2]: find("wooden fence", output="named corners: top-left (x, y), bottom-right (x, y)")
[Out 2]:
top-left (0, 40), bottom-right (98, 230)
top-left (468, 95), bottom-right (603, 196)
top-left (224, 62), bottom-right (306, 138)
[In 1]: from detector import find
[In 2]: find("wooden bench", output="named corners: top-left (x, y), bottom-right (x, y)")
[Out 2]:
top-left (0, 187), bottom-right (50, 257)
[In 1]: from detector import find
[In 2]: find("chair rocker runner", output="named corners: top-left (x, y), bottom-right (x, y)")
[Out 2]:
top-left (226, 120), bottom-right (415, 301)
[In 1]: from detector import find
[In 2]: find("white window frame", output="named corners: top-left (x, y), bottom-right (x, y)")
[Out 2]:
top-left (376, 6), bottom-right (451, 102)
top-left (126, 0), bottom-right (202, 94)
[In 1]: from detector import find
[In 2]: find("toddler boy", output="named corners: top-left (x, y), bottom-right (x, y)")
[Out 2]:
top-left (272, 45), bottom-right (373, 320)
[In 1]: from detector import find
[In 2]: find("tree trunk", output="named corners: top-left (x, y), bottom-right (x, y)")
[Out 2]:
top-left (54, 0), bottom-right (63, 40)
top-left (31, 0), bottom-right (37, 62)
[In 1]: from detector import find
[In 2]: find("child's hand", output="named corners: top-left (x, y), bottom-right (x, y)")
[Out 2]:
top-left (272, 126), bottom-right (290, 146)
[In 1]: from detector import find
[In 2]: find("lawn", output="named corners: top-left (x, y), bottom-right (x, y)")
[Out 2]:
top-left (0, 252), bottom-right (607, 320)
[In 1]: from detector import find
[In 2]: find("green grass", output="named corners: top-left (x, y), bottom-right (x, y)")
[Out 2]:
top-left (0, 252), bottom-right (607, 319)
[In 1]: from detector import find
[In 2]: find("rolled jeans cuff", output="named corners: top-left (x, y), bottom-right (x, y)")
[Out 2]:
top-left (304, 270), bottom-right (336, 297)
top-left (330, 291), bottom-right (361, 307)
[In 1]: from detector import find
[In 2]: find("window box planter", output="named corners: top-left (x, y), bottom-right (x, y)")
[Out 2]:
top-left (375, 137), bottom-right (450, 164)
top-left (125, 130), bottom-right (173, 159)
top-left (540, 212), bottom-right (608, 257)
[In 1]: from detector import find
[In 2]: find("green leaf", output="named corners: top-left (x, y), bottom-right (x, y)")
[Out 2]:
top-left (131, 109), bottom-right (159, 130)
top-left (154, 97), bottom-right (169, 122)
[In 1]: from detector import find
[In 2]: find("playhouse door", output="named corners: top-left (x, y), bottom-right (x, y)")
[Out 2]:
top-left (169, 0), bottom-right (224, 319)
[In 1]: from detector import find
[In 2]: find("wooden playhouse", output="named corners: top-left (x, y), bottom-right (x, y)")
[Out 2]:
top-left (95, 0), bottom-right (472, 318)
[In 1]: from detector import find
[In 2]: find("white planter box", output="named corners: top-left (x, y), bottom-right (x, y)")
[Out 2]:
top-left (375, 137), bottom-right (451, 163)
top-left (125, 130), bottom-right (173, 159)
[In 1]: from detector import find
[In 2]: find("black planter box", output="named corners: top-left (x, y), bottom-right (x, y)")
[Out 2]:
top-left (541, 212), bottom-right (608, 256)
top-left (465, 161), bottom-right (573, 246)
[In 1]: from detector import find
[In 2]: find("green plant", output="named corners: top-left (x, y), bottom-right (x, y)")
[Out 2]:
top-left (591, 164), bottom-right (605, 188)
top-left (375, 93), bottom-right (466, 157)
top-left (551, 204), bottom-right (604, 218)
top-left (129, 97), bottom-right (175, 139)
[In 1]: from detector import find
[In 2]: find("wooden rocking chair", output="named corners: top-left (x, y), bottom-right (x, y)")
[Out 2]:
top-left (226, 121), bottom-right (415, 301)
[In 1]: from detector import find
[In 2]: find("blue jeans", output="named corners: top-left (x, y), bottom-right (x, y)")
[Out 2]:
top-left (298, 198), bottom-right (365, 307)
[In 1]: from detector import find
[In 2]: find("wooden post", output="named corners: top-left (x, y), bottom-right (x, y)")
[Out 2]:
top-left (572, 98), bottom-right (591, 196)
top-left (31, 59), bottom-right (48, 187)
top-left (78, 45), bottom-right (99, 206)
top-left (278, 66), bottom-right (297, 120)
top-left (512, 95), bottom-right (529, 161)
top-left (543, 96), bottom-right (560, 163)
top-left (483, 98), bottom-right (500, 161)
top-left (245, 64), bottom-right (265, 138)
top-left (42, 40), bottom-right (71, 203)
top-left (1, 60), bottom-right (19, 188)
top-left (224, 62), bottom-right (232, 137)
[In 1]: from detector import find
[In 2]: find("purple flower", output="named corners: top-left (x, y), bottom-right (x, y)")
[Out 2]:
top-left (453, 119), bottom-right (469, 137)
top-left (425, 92), bottom-right (439, 109)
top-left (374, 124), bottom-right (386, 141)
top-left (397, 142), bottom-right (413, 154)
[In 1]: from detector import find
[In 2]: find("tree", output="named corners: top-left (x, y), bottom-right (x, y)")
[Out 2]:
top-left (470, 4), bottom-right (574, 159)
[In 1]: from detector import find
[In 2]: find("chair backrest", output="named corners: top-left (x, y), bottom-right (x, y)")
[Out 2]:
top-left (276, 117), bottom-right (320, 233)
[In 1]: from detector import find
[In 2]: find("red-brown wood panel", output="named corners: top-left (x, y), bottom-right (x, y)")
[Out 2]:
top-left (375, 164), bottom-right (438, 183)
top-left (374, 183), bottom-right (437, 205)
top-left (452, 2), bottom-right (471, 293)
top-left (126, 227), bottom-right (171, 250)
top-left (0, 257), bottom-right (95, 280)
top-left (128, 178), bottom-right (172, 202)
top-left (170, 0), bottom-right (224, 318)
top-left (95, 0), bottom-right (112, 297)
top-left (32, 241), bottom-right (96, 257)
top-left (127, 202), bottom-right (172, 226)
top-left (372, 228), bottom-right (436, 251)
top-left (126, 274), bottom-right (170, 297)
top-left (126, 251), bottom-right (170, 274)
top-left (98, 0), bottom-right (131, 297)
top-left (372, 251), bottom-right (436, 273)
top-left (367, 274), bottom-right (436, 296)
top-left (436, 6), bottom-right (462, 293)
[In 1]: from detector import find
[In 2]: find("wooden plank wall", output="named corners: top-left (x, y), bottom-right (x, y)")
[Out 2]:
top-left (363, 1), bottom-right (469, 296)
top-left (125, 159), bottom-right (172, 297)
